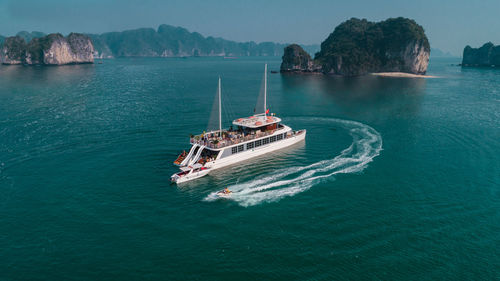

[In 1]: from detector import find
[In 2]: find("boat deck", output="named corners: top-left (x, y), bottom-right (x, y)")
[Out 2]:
top-left (232, 115), bottom-right (281, 128)
top-left (190, 126), bottom-right (286, 150)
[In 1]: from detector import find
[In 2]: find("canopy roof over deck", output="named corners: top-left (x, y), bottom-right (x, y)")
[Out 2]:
top-left (232, 114), bottom-right (281, 129)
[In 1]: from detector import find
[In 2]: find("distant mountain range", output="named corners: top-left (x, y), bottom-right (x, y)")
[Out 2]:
top-left (430, 48), bottom-right (454, 57)
top-left (1, 26), bottom-right (320, 58)
top-left (1, 26), bottom-right (457, 59)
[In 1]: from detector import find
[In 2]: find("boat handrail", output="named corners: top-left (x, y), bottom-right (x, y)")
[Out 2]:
top-left (190, 127), bottom-right (286, 149)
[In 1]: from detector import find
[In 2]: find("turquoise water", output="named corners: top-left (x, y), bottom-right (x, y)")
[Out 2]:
top-left (0, 57), bottom-right (499, 280)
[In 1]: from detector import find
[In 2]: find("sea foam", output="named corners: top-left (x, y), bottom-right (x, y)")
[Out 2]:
top-left (204, 117), bottom-right (383, 207)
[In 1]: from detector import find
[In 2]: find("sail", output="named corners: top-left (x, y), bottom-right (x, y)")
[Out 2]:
top-left (254, 64), bottom-right (267, 115)
top-left (206, 78), bottom-right (221, 133)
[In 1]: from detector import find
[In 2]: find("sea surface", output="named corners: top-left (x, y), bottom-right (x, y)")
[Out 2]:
top-left (0, 57), bottom-right (499, 280)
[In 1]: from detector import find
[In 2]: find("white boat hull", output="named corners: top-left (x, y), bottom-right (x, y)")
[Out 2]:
top-left (171, 64), bottom-right (306, 184)
top-left (205, 130), bottom-right (306, 171)
top-left (171, 169), bottom-right (210, 184)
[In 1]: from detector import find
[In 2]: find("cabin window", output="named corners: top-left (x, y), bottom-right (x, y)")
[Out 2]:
top-left (255, 140), bottom-right (262, 147)
top-left (238, 145), bottom-right (244, 152)
top-left (263, 138), bottom-right (269, 145)
top-left (283, 133), bottom-right (287, 139)
top-left (247, 142), bottom-right (254, 149)
top-left (270, 136), bottom-right (276, 142)
top-left (277, 134), bottom-right (283, 140)
top-left (231, 147), bottom-right (238, 154)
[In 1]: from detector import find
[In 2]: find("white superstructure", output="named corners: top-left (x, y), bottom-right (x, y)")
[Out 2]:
top-left (171, 64), bottom-right (306, 183)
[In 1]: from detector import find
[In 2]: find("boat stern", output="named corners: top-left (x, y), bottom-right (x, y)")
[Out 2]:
top-left (170, 173), bottom-right (180, 183)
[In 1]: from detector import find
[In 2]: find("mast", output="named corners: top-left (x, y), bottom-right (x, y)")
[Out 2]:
top-left (264, 64), bottom-right (267, 116)
top-left (218, 76), bottom-right (222, 138)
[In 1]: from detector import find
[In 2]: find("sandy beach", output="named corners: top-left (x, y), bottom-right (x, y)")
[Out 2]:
top-left (371, 72), bottom-right (439, 78)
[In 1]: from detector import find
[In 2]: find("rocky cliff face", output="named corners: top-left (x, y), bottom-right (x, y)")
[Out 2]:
top-left (280, 44), bottom-right (320, 72)
top-left (1, 33), bottom-right (94, 65)
top-left (462, 42), bottom-right (500, 67)
top-left (382, 40), bottom-right (430, 74)
top-left (1, 36), bottom-right (27, 64)
top-left (281, 17), bottom-right (430, 76)
top-left (403, 40), bottom-right (430, 74)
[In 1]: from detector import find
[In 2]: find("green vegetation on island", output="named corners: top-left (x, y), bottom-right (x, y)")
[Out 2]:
top-left (462, 42), bottom-right (500, 67)
top-left (1, 36), bottom-right (27, 64)
top-left (1, 25), bottom-right (320, 59)
top-left (281, 17), bottom-right (430, 76)
top-left (88, 24), bottom-right (319, 58)
top-left (280, 44), bottom-right (321, 72)
top-left (1, 33), bottom-right (94, 65)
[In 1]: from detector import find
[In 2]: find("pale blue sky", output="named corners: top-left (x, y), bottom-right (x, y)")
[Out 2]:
top-left (1, 0), bottom-right (499, 55)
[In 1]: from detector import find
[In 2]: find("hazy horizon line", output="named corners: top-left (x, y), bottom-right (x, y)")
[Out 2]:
top-left (2, 23), bottom-right (467, 57)
top-left (0, 23), bottom-right (326, 48)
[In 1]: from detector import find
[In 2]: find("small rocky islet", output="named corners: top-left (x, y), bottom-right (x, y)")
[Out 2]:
top-left (281, 17), bottom-right (431, 76)
top-left (1, 33), bottom-right (94, 65)
top-left (461, 42), bottom-right (500, 67)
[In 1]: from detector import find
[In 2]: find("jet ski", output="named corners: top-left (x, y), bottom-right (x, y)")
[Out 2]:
top-left (216, 188), bottom-right (232, 197)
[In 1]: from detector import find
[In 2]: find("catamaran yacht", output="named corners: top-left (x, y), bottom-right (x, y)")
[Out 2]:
top-left (171, 64), bottom-right (306, 183)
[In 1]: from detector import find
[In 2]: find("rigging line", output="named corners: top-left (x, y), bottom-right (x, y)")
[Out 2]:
top-left (221, 89), bottom-right (229, 127)
top-left (218, 77), bottom-right (236, 130)
top-left (225, 105), bottom-right (235, 128)
top-left (255, 71), bottom-right (266, 114)
top-left (221, 84), bottom-right (237, 125)
top-left (224, 91), bottom-right (236, 122)
top-left (206, 82), bottom-right (220, 132)
top-left (223, 101), bottom-right (231, 128)
top-left (224, 91), bottom-right (233, 116)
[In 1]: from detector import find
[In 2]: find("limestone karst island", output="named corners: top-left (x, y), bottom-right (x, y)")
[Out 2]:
top-left (1, 33), bottom-right (94, 65)
top-left (280, 17), bottom-right (430, 76)
top-left (461, 42), bottom-right (500, 67)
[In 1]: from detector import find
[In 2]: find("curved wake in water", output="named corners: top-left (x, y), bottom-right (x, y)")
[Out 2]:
top-left (204, 117), bottom-right (383, 207)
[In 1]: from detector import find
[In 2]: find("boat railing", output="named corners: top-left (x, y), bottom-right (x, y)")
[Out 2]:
top-left (190, 127), bottom-right (285, 149)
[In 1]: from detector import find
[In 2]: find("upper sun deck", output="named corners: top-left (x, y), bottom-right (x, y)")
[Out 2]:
top-left (190, 124), bottom-right (288, 150)
top-left (232, 114), bottom-right (281, 129)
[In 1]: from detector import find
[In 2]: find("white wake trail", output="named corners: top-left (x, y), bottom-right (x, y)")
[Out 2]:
top-left (204, 117), bottom-right (383, 207)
